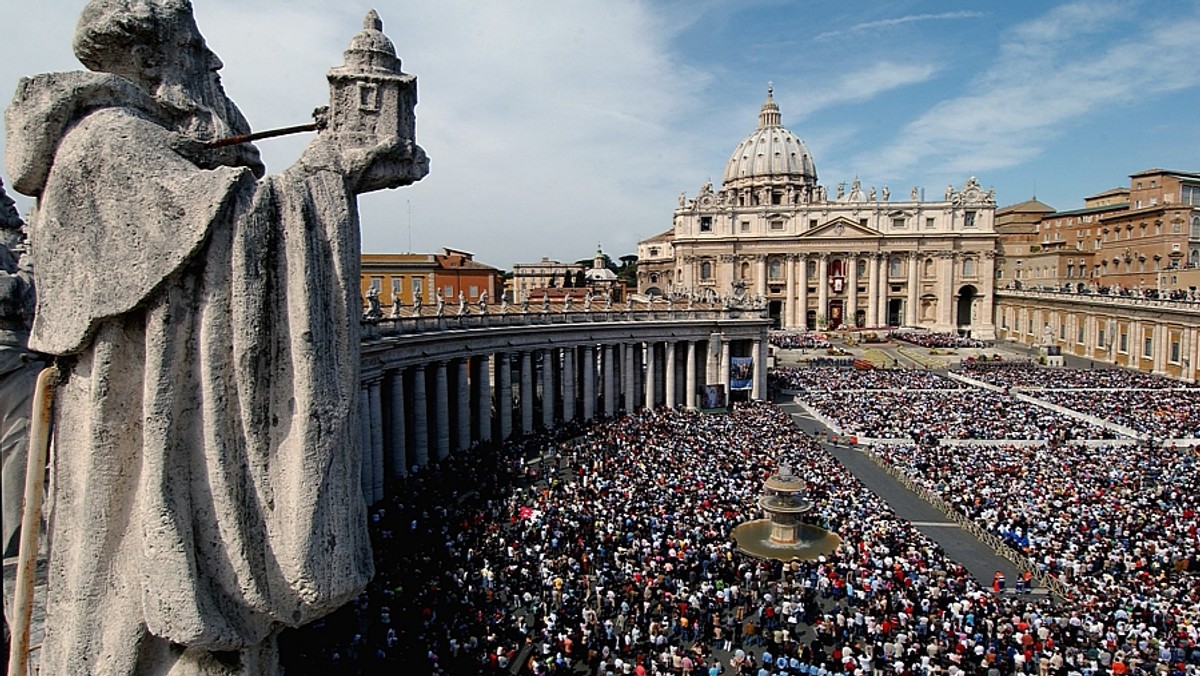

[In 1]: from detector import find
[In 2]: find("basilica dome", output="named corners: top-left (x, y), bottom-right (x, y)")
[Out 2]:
top-left (722, 88), bottom-right (817, 189)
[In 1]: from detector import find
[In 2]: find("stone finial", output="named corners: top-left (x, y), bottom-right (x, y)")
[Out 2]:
top-left (364, 9), bottom-right (382, 31)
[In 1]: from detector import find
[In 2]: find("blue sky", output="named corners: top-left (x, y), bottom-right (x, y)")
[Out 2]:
top-left (2, 1), bottom-right (1198, 270)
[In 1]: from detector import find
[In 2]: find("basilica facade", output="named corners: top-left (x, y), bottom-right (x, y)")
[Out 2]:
top-left (637, 89), bottom-right (999, 339)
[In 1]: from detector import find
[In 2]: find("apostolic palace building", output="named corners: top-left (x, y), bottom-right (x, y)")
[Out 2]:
top-left (637, 88), bottom-right (1000, 339)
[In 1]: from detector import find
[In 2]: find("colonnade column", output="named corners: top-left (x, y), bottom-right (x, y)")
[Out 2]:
top-left (455, 359), bottom-right (470, 452)
top-left (644, 341), bottom-right (657, 409)
top-left (980, 252), bottom-right (996, 336)
top-left (411, 364), bottom-right (429, 467)
top-left (497, 352), bottom-right (513, 441)
top-left (847, 256), bottom-right (859, 327)
top-left (797, 255), bottom-right (809, 329)
top-left (389, 370), bottom-right (406, 479)
top-left (434, 361), bottom-right (450, 460)
top-left (664, 341), bottom-right (677, 408)
top-left (520, 351), bottom-right (534, 434)
top-left (541, 348), bottom-right (555, 428)
top-left (685, 340), bottom-right (697, 410)
top-left (582, 346), bottom-right (596, 420)
top-left (369, 379), bottom-right (384, 503)
top-left (876, 254), bottom-right (888, 326)
top-left (358, 384), bottom-right (372, 503)
top-left (603, 344), bottom-right (616, 416)
top-left (623, 343), bottom-right (636, 412)
top-left (751, 339), bottom-right (763, 401)
top-left (906, 253), bottom-right (919, 326)
top-left (563, 346), bottom-right (576, 422)
top-left (474, 356), bottom-right (492, 444)
top-left (817, 254), bottom-right (829, 326)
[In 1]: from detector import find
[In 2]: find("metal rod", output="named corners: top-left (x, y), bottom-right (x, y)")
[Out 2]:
top-left (205, 122), bottom-right (318, 148)
top-left (7, 365), bottom-right (58, 676)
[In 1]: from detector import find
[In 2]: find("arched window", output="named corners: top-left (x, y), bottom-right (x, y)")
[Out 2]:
top-left (962, 258), bottom-right (976, 277)
top-left (740, 261), bottom-right (751, 280)
top-left (649, 273), bottom-right (659, 284)
top-left (806, 260), bottom-right (817, 279)
top-left (923, 258), bottom-right (934, 277)
top-left (700, 261), bottom-right (713, 280)
top-left (856, 259), bottom-right (867, 277)
top-left (768, 258), bottom-right (783, 280)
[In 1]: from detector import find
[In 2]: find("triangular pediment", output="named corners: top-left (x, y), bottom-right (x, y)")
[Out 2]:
top-left (800, 217), bottom-right (884, 239)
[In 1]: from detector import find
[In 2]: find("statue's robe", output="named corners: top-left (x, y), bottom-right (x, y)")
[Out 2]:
top-left (6, 72), bottom-right (372, 674)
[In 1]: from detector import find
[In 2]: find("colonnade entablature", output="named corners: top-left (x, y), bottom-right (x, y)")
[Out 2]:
top-left (353, 310), bottom-right (771, 505)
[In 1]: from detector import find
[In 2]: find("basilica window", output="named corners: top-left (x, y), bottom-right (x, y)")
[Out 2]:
top-left (925, 217), bottom-right (935, 229)
top-left (892, 217), bottom-right (907, 229)
top-left (807, 261), bottom-right (817, 279)
top-left (770, 220), bottom-right (785, 231)
top-left (700, 261), bottom-right (713, 280)
top-left (923, 258), bottom-right (934, 278)
top-left (963, 211), bottom-right (976, 228)
top-left (889, 257), bottom-right (902, 277)
top-left (962, 258), bottom-right (976, 277)
top-left (700, 216), bottom-right (712, 232)
top-left (740, 220), bottom-right (751, 233)
top-left (768, 258), bottom-right (783, 280)
top-left (856, 259), bottom-right (867, 277)
top-left (740, 262), bottom-right (751, 280)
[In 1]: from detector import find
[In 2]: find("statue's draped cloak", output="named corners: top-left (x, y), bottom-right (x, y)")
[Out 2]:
top-left (6, 73), bottom-right (372, 672)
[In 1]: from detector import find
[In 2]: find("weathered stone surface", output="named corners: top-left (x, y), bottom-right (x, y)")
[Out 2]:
top-left (3, 1), bottom-right (426, 673)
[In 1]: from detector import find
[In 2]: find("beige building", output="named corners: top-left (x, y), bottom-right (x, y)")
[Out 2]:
top-left (637, 88), bottom-right (998, 337)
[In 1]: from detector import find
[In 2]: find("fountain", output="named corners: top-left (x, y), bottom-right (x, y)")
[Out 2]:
top-left (730, 462), bottom-right (841, 561)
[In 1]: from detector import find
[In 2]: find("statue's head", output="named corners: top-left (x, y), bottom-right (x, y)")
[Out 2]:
top-left (74, 0), bottom-right (262, 173)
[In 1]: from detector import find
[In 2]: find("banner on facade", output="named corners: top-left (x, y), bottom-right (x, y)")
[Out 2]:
top-left (730, 356), bottom-right (754, 390)
top-left (701, 384), bottom-right (726, 410)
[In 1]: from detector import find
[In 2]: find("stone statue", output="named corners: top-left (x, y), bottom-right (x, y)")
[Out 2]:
top-left (583, 292), bottom-right (592, 312)
top-left (881, 186), bottom-right (889, 202)
top-left (817, 185), bottom-right (826, 202)
top-left (946, 184), bottom-right (954, 201)
top-left (911, 186), bottom-right (920, 201)
top-left (520, 291), bottom-right (530, 313)
top-left (678, 191), bottom-right (686, 207)
top-left (500, 294), bottom-right (509, 314)
top-left (836, 183), bottom-right (845, 199)
top-left (413, 290), bottom-right (424, 316)
top-left (389, 296), bottom-right (403, 318)
top-left (541, 292), bottom-right (551, 312)
top-left (625, 296), bottom-right (634, 310)
top-left (456, 289), bottom-right (467, 316)
top-left (563, 292), bottom-right (572, 312)
top-left (3, 3), bottom-right (428, 673)
top-left (478, 290), bottom-right (488, 314)
top-left (1, 179), bottom-right (42, 564)
top-left (605, 294), bottom-right (613, 311)
top-left (436, 290), bottom-right (446, 317)
top-left (868, 186), bottom-right (876, 202)
top-left (364, 285), bottom-right (382, 320)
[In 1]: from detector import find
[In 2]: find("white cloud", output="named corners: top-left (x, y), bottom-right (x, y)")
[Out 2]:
top-left (862, 1), bottom-right (1200, 182)
top-left (788, 62), bottom-right (939, 118)
top-left (814, 11), bottom-right (986, 41)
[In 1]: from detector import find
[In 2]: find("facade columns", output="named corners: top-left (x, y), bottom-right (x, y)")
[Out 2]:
top-left (755, 255), bottom-right (767, 298)
top-left (455, 359), bottom-right (470, 452)
top-left (685, 340), bottom-right (697, 409)
top-left (720, 338), bottom-right (731, 389)
top-left (474, 355), bottom-right (492, 444)
top-left (664, 341), bottom-right (677, 407)
top-left (563, 346), bottom-right (577, 422)
top-left (388, 370), bottom-right (406, 479)
top-left (798, 255), bottom-right (809, 329)
top-left (784, 254), bottom-right (796, 329)
top-left (938, 253), bottom-right (955, 329)
top-left (434, 361), bottom-right (450, 460)
top-left (907, 253), bottom-right (919, 326)
top-left (867, 254), bottom-right (878, 329)
top-left (847, 256), bottom-right (859, 326)
top-left (877, 255), bottom-right (888, 326)
top-left (751, 339), bottom-right (763, 401)
top-left (411, 364), bottom-right (429, 468)
top-left (520, 351), bottom-right (534, 433)
top-left (582, 345), bottom-right (596, 420)
top-left (497, 352), bottom-right (513, 441)
top-left (603, 343), bottom-right (616, 416)
top-left (817, 254), bottom-right (829, 326)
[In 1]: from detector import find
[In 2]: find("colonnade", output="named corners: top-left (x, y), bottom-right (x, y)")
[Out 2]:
top-left (356, 332), bottom-right (769, 504)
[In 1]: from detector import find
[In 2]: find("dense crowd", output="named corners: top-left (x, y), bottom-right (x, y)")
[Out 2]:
top-left (770, 366), bottom-right (964, 392)
top-left (956, 364), bottom-right (1197, 391)
top-left (1031, 391), bottom-right (1200, 440)
top-left (1010, 281), bottom-right (1200, 303)
top-left (798, 389), bottom-right (1115, 441)
top-left (769, 331), bottom-right (833, 350)
top-left (276, 404), bottom-right (1200, 675)
top-left (874, 441), bottom-right (1200, 662)
top-left (893, 333), bottom-right (988, 349)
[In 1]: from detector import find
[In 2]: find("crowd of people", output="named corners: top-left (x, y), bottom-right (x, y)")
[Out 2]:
top-left (1008, 281), bottom-right (1200, 304)
top-left (769, 331), bottom-right (833, 350)
top-left (1031, 391), bottom-right (1200, 440)
top-left (275, 403), bottom-right (1200, 675)
top-left (797, 389), bottom-right (1115, 441)
top-left (769, 366), bottom-right (964, 392)
top-left (955, 364), bottom-right (1198, 391)
top-left (873, 441), bottom-right (1200, 664)
top-left (893, 333), bottom-right (989, 349)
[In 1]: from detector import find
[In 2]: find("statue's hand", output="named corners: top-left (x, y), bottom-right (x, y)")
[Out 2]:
top-left (294, 133), bottom-right (425, 193)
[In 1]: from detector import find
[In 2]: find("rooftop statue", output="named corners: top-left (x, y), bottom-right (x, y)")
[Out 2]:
top-left (3, 2), bottom-right (427, 673)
